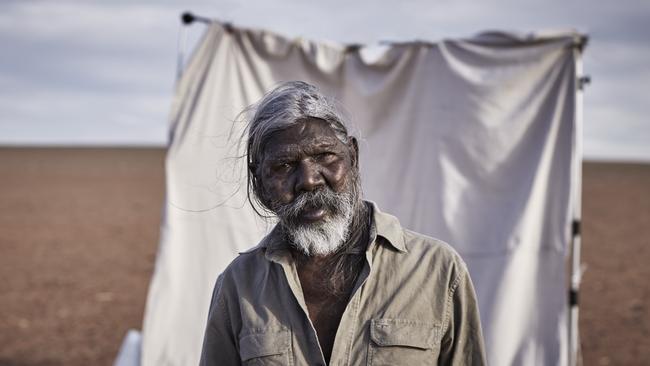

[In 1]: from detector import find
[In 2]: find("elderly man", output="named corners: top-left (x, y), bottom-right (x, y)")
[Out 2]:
top-left (200, 81), bottom-right (486, 365)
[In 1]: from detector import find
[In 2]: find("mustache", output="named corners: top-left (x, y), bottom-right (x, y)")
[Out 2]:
top-left (273, 188), bottom-right (347, 223)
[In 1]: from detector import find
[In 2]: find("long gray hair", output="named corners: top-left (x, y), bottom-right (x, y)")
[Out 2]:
top-left (243, 81), bottom-right (354, 216)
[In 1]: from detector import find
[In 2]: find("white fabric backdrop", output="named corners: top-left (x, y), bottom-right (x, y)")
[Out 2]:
top-left (141, 22), bottom-right (580, 366)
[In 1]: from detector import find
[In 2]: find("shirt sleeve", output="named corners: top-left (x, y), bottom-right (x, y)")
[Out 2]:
top-left (199, 274), bottom-right (241, 366)
top-left (438, 264), bottom-right (488, 366)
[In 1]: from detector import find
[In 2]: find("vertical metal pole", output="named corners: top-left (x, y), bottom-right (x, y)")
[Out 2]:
top-left (569, 37), bottom-right (586, 366)
top-left (176, 21), bottom-right (189, 80)
top-left (175, 12), bottom-right (211, 81)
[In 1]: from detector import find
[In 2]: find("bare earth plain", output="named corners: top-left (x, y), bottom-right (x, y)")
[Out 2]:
top-left (0, 147), bottom-right (648, 366)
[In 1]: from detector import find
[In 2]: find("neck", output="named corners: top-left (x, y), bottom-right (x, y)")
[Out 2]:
top-left (292, 201), bottom-right (370, 297)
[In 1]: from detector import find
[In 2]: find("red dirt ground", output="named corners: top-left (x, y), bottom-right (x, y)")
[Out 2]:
top-left (0, 148), bottom-right (648, 365)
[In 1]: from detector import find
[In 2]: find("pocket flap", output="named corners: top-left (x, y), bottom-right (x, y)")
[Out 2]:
top-left (239, 329), bottom-right (290, 361)
top-left (370, 318), bottom-right (438, 350)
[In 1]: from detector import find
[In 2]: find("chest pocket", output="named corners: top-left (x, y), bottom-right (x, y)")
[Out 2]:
top-left (239, 328), bottom-right (292, 366)
top-left (368, 318), bottom-right (440, 366)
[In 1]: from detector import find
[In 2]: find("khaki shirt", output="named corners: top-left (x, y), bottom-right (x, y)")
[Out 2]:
top-left (200, 203), bottom-right (487, 365)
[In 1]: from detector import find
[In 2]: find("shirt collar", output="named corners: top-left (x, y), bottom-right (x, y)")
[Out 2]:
top-left (250, 200), bottom-right (407, 260)
top-left (260, 224), bottom-right (289, 262)
top-left (368, 201), bottom-right (407, 253)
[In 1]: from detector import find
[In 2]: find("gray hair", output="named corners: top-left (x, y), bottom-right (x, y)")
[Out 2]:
top-left (243, 81), bottom-right (353, 215)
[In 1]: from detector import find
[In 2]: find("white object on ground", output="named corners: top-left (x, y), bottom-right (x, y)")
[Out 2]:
top-left (114, 329), bottom-right (141, 366)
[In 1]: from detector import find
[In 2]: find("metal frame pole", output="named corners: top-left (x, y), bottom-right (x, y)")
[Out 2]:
top-left (176, 20), bottom-right (189, 80)
top-left (569, 34), bottom-right (589, 366)
top-left (176, 12), bottom-right (213, 80)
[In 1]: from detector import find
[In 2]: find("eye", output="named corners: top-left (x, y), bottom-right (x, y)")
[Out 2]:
top-left (271, 161), bottom-right (293, 173)
top-left (315, 152), bottom-right (337, 162)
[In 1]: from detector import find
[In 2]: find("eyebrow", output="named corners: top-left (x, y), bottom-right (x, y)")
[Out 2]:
top-left (264, 139), bottom-right (341, 161)
top-left (306, 138), bottom-right (339, 150)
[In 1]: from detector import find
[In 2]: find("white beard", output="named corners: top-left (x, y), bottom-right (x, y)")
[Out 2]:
top-left (287, 208), bottom-right (353, 256)
top-left (282, 187), bottom-right (356, 257)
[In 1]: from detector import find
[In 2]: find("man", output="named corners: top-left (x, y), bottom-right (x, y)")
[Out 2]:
top-left (200, 81), bottom-right (486, 365)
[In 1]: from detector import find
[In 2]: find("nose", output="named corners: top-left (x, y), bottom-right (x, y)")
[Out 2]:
top-left (295, 160), bottom-right (325, 193)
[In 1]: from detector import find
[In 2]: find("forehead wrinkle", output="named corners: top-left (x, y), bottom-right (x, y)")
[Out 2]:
top-left (264, 136), bottom-right (341, 160)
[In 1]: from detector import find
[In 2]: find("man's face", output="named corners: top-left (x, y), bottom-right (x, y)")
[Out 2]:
top-left (256, 118), bottom-right (359, 256)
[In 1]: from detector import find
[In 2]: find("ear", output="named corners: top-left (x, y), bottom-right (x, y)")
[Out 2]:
top-left (248, 163), bottom-right (261, 190)
top-left (348, 137), bottom-right (359, 168)
top-left (248, 163), bottom-right (258, 177)
top-left (248, 163), bottom-right (264, 198)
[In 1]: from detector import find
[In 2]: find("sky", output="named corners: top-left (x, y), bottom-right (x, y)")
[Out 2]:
top-left (0, 0), bottom-right (649, 161)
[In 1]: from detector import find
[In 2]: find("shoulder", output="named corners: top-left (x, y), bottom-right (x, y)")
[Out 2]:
top-left (208, 246), bottom-right (272, 314)
top-left (402, 229), bottom-right (468, 285)
top-left (219, 225), bottom-right (282, 283)
top-left (403, 229), bottom-right (465, 267)
top-left (370, 201), bottom-right (468, 281)
top-left (219, 245), bottom-right (269, 285)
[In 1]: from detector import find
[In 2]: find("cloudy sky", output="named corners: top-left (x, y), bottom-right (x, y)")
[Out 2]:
top-left (1, 0), bottom-right (648, 161)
